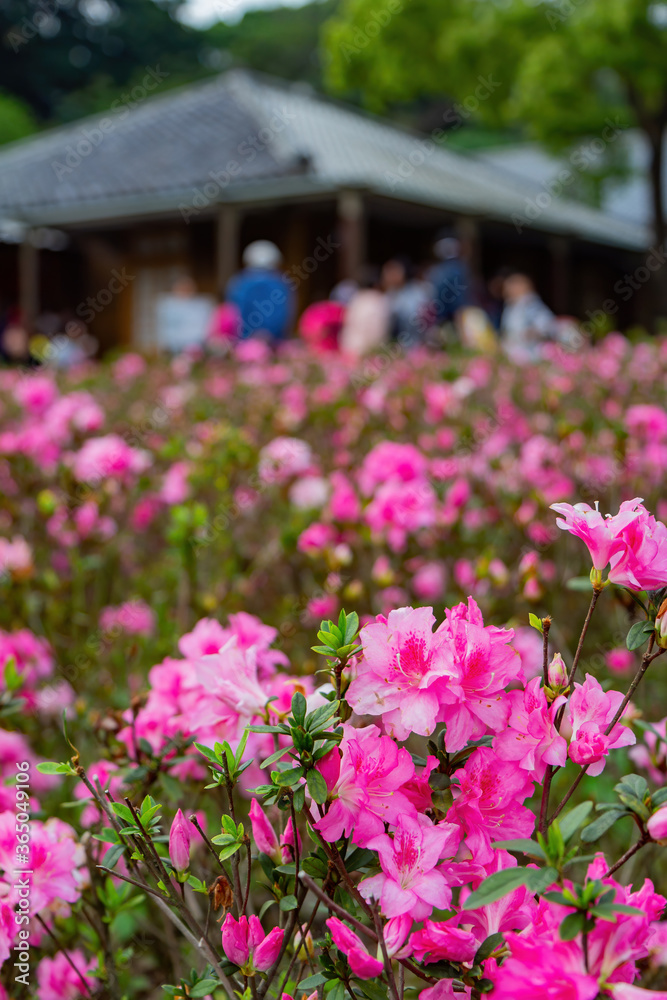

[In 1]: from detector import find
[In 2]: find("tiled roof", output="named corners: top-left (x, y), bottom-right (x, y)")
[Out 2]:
top-left (0, 69), bottom-right (650, 250)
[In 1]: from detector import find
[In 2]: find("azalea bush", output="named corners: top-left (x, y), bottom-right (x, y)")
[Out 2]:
top-left (4, 337), bottom-right (667, 997)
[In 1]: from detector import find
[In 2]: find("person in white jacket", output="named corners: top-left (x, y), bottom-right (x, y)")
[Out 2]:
top-left (501, 272), bottom-right (557, 363)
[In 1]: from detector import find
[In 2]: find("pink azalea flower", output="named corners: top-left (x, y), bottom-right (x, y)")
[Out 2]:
top-left (491, 935), bottom-right (599, 999)
top-left (326, 917), bottom-right (384, 979)
top-left (36, 950), bottom-right (97, 1000)
top-left (449, 748), bottom-right (535, 865)
top-left (70, 434), bottom-right (151, 484)
top-left (410, 919), bottom-right (478, 965)
top-left (550, 498), bottom-right (644, 571)
top-left (347, 607), bottom-right (452, 740)
top-left (100, 600), bottom-right (155, 637)
top-left (566, 674), bottom-right (635, 776)
top-left (494, 677), bottom-right (568, 781)
top-left (435, 598), bottom-right (522, 753)
top-left (607, 504), bottom-right (667, 591)
top-left (0, 812), bottom-right (84, 913)
top-left (315, 724), bottom-right (416, 844)
top-left (249, 799), bottom-right (279, 856)
top-left (258, 437), bottom-right (313, 484)
top-left (221, 914), bottom-right (284, 973)
top-left (328, 470), bottom-right (361, 521)
top-left (359, 814), bottom-right (458, 919)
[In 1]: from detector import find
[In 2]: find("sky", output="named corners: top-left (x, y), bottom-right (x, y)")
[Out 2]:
top-left (178, 0), bottom-right (311, 26)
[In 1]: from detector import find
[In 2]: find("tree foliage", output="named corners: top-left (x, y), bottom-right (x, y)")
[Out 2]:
top-left (323, 0), bottom-right (667, 240)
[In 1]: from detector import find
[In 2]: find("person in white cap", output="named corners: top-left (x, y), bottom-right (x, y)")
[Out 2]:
top-left (225, 240), bottom-right (294, 343)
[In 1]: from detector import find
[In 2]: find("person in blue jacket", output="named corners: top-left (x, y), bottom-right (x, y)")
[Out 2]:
top-left (428, 232), bottom-right (470, 325)
top-left (226, 241), bottom-right (294, 343)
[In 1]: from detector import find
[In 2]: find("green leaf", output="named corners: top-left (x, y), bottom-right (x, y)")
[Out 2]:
top-left (93, 828), bottom-right (121, 845)
top-left (492, 839), bottom-right (546, 860)
top-left (473, 932), bottom-right (504, 963)
top-left (526, 867), bottom-right (559, 895)
top-left (218, 843), bottom-right (243, 861)
top-left (566, 577), bottom-right (593, 591)
top-left (580, 809), bottom-right (627, 843)
top-left (292, 692), bottom-right (307, 726)
top-left (275, 767), bottom-right (304, 787)
top-left (36, 761), bottom-right (75, 775)
top-left (652, 788), bottom-right (667, 807)
top-left (344, 847), bottom-right (376, 871)
top-left (194, 743), bottom-right (220, 764)
top-left (528, 613), bottom-right (544, 633)
top-left (626, 620), bottom-right (654, 650)
top-left (275, 863), bottom-right (297, 875)
top-left (344, 611), bottom-right (359, 643)
top-left (280, 894), bottom-right (298, 911)
top-left (297, 974), bottom-right (327, 990)
top-left (356, 982), bottom-right (390, 1000)
top-left (306, 700), bottom-right (340, 731)
top-left (111, 803), bottom-right (136, 825)
top-left (462, 869), bottom-right (530, 909)
top-left (101, 844), bottom-right (126, 870)
top-left (189, 982), bottom-right (220, 998)
top-left (260, 746), bottom-right (289, 770)
top-left (559, 801), bottom-right (594, 843)
top-left (306, 769), bottom-right (328, 804)
top-left (559, 912), bottom-right (586, 940)
top-left (302, 856), bottom-right (328, 879)
top-left (616, 774), bottom-right (648, 800)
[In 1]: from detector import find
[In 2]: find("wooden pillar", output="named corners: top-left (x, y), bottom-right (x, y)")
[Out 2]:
top-left (19, 234), bottom-right (39, 332)
top-left (337, 190), bottom-right (365, 280)
top-left (549, 235), bottom-right (570, 314)
top-left (216, 206), bottom-right (240, 294)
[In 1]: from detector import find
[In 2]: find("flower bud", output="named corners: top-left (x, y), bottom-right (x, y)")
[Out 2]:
top-left (648, 805), bottom-right (667, 844)
top-left (168, 809), bottom-right (191, 873)
top-left (222, 913), bottom-right (250, 968)
top-left (249, 799), bottom-right (279, 857)
top-left (548, 653), bottom-right (568, 690)
top-left (253, 926), bottom-right (285, 971)
top-left (656, 598), bottom-right (667, 649)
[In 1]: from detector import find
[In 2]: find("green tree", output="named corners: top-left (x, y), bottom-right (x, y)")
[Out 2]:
top-left (0, 89), bottom-right (37, 145)
top-left (323, 0), bottom-right (667, 245)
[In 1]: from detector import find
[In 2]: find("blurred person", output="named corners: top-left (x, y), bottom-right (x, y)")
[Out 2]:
top-left (501, 272), bottom-right (557, 363)
top-left (0, 307), bottom-right (30, 365)
top-left (226, 240), bottom-right (294, 344)
top-left (298, 300), bottom-right (345, 352)
top-left (428, 231), bottom-right (470, 328)
top-left (339, 265), bottom-right (390, 357)
top-left (381, 257), bottom-right (432, 346)
top-left (156, 275), bottom-right (215, 353)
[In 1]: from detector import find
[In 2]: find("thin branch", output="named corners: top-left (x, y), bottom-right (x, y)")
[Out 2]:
top-left (35, 915), bottom-right (93, 996)
top-left (567, 591), bottom-right (600, 688)
top-left (550, 636), bottom-right (663, 826)
top-left (604, 833), bottom-right (650, 878)
top-left (542, 617), bottom-right (551, 687)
